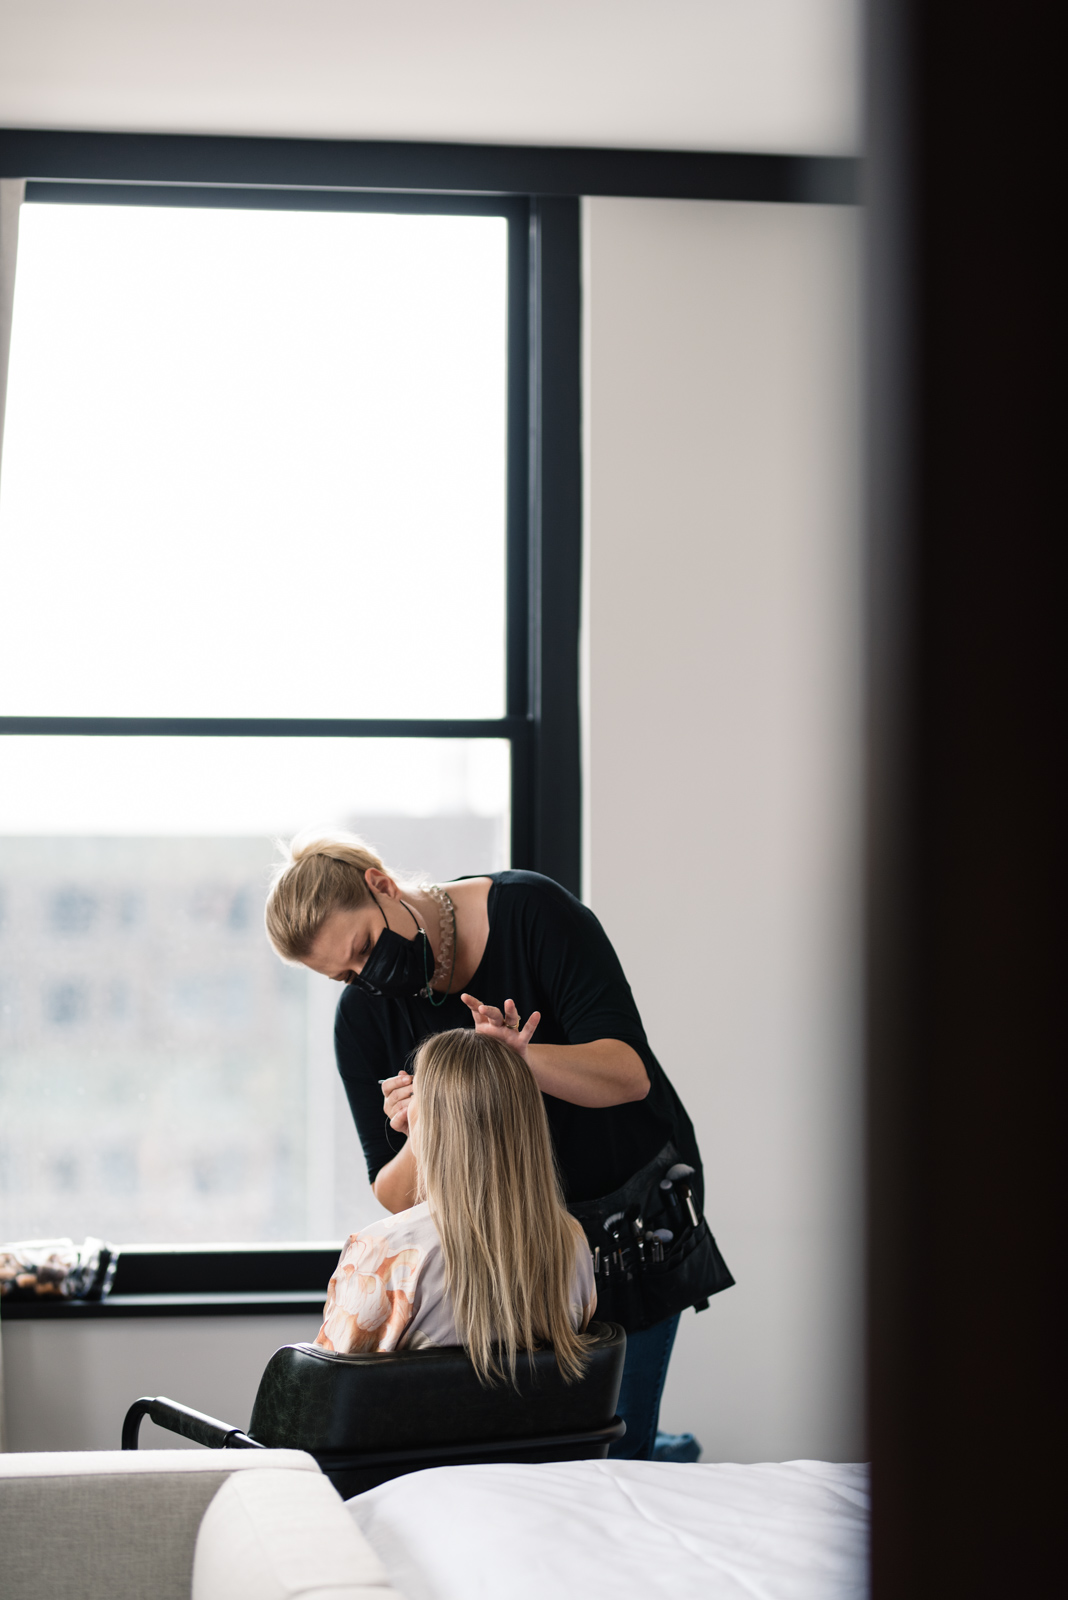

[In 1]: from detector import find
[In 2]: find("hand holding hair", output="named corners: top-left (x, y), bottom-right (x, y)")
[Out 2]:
top-left (461, 994), bottom-right (541, 1060)
top-left (380, 1069), bottom-right (414, 1132)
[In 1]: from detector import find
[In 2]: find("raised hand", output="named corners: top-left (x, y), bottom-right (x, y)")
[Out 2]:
top-left (460, 994), bottom-right (541, 1061)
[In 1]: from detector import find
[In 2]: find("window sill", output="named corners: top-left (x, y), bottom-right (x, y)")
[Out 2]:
top-left (1, 1290), bottom-right (325, 1321)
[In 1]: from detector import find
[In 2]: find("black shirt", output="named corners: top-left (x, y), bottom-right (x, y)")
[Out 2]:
top-left (334, 870), bottom-right (702, 1206)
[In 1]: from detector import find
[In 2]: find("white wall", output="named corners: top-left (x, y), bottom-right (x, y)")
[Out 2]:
top-left (0, 1), bottom-right (859, 155)
top-left (582, 197), bottom-right (863, 1460)
top-left (2, 1311), bottom-right (322, 1451)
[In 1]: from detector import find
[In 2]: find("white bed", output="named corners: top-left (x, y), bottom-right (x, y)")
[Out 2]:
top-left (347, 1458), bottom-right (869, 1600)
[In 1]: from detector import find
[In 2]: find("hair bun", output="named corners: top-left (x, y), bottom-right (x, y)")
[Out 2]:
top-left (264, 831), bottom-right (390, 962)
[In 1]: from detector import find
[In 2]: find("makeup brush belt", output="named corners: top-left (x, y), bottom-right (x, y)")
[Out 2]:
top-left (568, 1142), bottom-right (735, 1333)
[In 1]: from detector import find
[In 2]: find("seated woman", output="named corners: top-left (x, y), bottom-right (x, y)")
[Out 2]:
top-left (315, 1028), bottom-right (596, 1383)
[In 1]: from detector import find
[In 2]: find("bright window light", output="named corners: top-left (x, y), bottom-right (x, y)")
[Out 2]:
top-left (0, 202), bottom-right (508, 719)
top-left (0, 735), bottom-right (511, 837)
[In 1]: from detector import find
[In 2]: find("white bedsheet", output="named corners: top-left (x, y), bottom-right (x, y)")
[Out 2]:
top-left (348, 1459), bottom-right (869, 1600)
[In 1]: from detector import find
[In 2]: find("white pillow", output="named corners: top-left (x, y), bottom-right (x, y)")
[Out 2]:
top-left (193, 1468), bottom-right (395, 1600)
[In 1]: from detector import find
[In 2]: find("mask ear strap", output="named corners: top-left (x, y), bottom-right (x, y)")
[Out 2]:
top-left (365, 883), bottom-right (389, 929)
top-left (371, 884), bottom-right (424, 943)
top-left (368, 884), bottom-right (430, 976)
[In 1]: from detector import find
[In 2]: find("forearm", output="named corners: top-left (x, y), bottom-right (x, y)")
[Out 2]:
top-left (525, 1039), bottom-right (650, 1107)
top-left (371, 1140), bottom-right (419, 1212)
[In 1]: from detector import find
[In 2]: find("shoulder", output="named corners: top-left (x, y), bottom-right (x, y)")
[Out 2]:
top-left (382, 1201), bottom-right (439, 1248)
top-left (489, 871), bottom-right (616, 955)
top-left (338, 1203), bottom-right (440, 1268)
top-left (491, 869), bottom-right (578, 904)
top-left (335, 980), bottom-right (405, 1041)
top-left (490, 871), bottom-right (596, 929)
top-left (319, 1204), bottom-right (438, 1355)
top-left (335, 982), bottom-right (377, 1027)
top-left (333, 983), bottom-right (387, 1065)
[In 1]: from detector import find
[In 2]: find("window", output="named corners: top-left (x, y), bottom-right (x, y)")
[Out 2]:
top-left (0, 179), bottom-right (581, 1249)
top-left (0, 734), bottom-right (509, 1242)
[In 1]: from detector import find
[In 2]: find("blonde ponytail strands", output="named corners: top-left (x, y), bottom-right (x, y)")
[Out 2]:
top-left (414, 1030), bottom-right (591, 1387)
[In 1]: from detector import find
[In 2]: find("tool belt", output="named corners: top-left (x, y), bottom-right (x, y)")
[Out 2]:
top-left (567, 1142), bottom-right (735, 1334)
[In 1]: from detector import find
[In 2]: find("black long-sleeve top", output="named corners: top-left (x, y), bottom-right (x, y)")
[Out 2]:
top-left (334, 870), bottom-right (702, 1206)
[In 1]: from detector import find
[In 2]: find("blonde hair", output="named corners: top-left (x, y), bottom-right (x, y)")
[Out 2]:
top-left (264, 832), bottom-right (391, 962)
top-left (412, 1029), bottom-right (591, 1387)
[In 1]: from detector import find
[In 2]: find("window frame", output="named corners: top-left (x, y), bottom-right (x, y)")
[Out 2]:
top-left (0, 167), bottom-right (582, 1300)
top-left (0, 178), bottom-right (582, 892)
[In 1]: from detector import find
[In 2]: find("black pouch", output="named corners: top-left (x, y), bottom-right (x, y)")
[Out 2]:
top-left (567, 1142), bottom-right (735, 1333)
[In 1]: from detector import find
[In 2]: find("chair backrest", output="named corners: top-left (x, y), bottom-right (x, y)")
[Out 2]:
top-left (248, 1320), bottom-right (626, 1454)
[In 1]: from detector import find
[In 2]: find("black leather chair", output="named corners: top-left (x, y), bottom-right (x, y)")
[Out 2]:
top-left (123, 1321), bottom-right (626, 1497)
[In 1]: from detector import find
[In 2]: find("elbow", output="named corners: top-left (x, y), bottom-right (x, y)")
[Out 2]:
top-left (372, 1167), bottom-right (410, 1214)
top-left (600, 1073), bottom-right (649, 1107)
top-left (614, 1044), bottom-right (650, 1103)
top-left (613, 1058), bottom-right (651, 1104)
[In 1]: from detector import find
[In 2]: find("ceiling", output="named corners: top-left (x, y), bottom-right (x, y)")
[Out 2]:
top-left (0, 0), bottom-right (859, 155)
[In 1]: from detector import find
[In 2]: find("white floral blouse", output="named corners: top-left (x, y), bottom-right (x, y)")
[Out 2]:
top-left (315, 1201), bottom-right (596, 1355)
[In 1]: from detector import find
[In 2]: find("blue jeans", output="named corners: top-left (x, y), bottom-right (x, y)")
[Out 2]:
top-left (607, 1313), bottom-right (681, 1461)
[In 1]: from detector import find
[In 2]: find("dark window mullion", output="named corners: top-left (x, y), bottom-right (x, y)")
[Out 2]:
top-left (525, 198), bottom-right (582, 897)
top-left (24, 182), bottom-right (521, 220)
top-left (505, 201), bottom-right (533, 871)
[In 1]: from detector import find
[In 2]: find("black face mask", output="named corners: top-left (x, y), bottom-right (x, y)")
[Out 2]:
top-left (347, 893), bottom-right (433, 1000)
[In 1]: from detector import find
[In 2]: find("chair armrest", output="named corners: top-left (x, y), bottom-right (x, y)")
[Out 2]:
top-left (123, 1396), bottom-right (264, 1451)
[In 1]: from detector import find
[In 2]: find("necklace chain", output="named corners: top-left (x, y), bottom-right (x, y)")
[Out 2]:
top-left (421, 883), bottom-right (457, 1004)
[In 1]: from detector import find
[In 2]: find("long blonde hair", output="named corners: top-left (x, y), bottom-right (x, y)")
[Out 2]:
top-left (264, 832), bottom-right (392, 962)
top-left (412, 1029), bottom-right (591, 1386)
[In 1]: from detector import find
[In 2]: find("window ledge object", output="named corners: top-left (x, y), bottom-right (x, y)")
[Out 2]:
top-left (0, 1246), bottom-right (337, 1319)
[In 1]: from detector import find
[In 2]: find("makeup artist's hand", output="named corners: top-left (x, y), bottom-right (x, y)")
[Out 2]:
top-left (381, 1070), bottom-right (414, 1133)
top-left (461, 995), bottom-right (541, 1062)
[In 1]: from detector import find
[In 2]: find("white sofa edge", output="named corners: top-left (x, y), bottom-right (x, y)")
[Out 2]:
top-left (0, 1447), bottom-right (321, 1479)
top-left (193, 1466), bottom-right (399, 1600)
top-left (1, 1449), bottom-right (400, 1600)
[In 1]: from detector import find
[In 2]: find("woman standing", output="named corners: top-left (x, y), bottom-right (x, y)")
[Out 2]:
top-left (265, 834), bottom-right (732, 1459)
